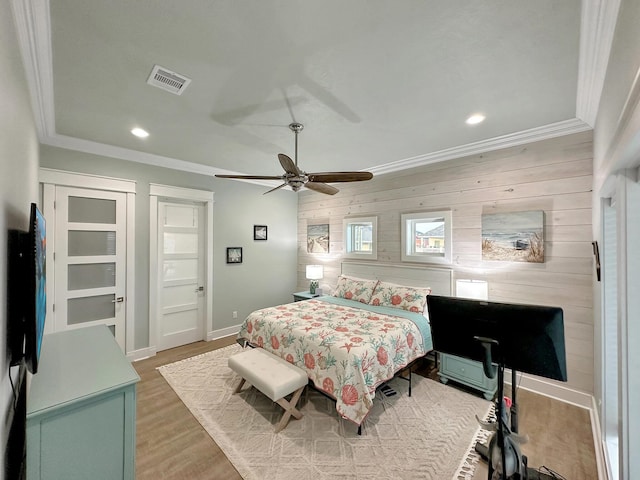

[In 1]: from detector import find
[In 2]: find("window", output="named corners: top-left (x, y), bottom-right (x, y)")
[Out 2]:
top-left (343, 216), bottom-right (377, 260)
top-left (401, 211), bottom-right (452, 264)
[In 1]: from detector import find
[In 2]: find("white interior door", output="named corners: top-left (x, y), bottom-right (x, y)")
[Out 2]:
top-left (54, 187), bottom-right (127, 349)
top-left (157, 201), bottom-right (205, 351)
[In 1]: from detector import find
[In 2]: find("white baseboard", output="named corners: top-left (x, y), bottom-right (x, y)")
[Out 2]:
top-left (128, 346), bottom-right (157, 362)
top-left (505, 369), bottom-right (592, 409)
top-left (207, 324), bottom-right (242, 341)
top-left (127, 326), bottom-right (241, 362)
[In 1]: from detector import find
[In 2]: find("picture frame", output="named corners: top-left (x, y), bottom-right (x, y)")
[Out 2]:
top-left (226, 247), bottom-right (243, 264)
top-left (481, 210), bottom-right (544, 263)
top-left (253, 225), bottom-right (267, 241)
top-left (307, 224), bottom-right (330, 253)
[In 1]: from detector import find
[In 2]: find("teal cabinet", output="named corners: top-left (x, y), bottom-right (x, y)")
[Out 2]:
top-left (27, 325), bottom-right (139, 480)
top-left (438, 353), bottom-right (497, 400)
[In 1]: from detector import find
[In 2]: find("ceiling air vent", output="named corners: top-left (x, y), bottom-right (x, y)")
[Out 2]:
top-left (147, 65), bottom-right (191, 95)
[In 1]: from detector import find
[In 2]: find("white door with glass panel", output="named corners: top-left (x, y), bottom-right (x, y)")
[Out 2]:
top-left (54, 187), bottom-right (127, 349)
top-left (157, 202), bottom-right (205, 351)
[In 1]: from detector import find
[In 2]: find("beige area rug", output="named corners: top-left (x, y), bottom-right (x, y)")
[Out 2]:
top-left (158, 344), bottom-right (493, 480)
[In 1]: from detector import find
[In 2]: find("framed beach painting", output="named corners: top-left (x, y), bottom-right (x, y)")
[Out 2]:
top-left (482, 211), bottom-right (544, 263)
top-left (307, 224), bottom-right (329, 253)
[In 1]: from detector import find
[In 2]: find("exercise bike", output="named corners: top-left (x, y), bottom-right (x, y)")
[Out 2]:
top-left (475, 337), bottom-right (528, 480)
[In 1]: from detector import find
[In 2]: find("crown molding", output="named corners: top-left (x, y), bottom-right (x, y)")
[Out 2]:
top-left (576, 0), bottom-right (622, 126)
top-left (45, 133), bottom-right (226, 176)
top-left (42, 133), bottom-right (279, 186)
top-left (370, 118), bottom-right (592, 176)
top-left (11, 0), bottom-right (55, 138)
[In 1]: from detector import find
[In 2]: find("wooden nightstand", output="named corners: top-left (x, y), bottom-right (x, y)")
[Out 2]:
top-left (293, 291), bottom-right (318, 302)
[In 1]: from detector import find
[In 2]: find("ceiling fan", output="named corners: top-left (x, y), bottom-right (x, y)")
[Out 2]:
top-left (215, 123), bottom-right (373, 195)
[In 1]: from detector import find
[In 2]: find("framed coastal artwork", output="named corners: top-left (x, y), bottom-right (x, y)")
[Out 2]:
top-left (307, 224), bottom-right (329, 253)
top-left (481, 211), bottom-right (544, 263)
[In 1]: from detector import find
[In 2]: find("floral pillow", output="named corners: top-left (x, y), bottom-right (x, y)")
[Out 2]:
top-left (332, 275), bottom-right (379, 304)
top-left (369, 281), bottom-right (432, 313)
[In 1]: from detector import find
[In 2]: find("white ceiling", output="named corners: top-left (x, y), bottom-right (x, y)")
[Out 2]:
top-left (15, 0), bottom-right (613, 182)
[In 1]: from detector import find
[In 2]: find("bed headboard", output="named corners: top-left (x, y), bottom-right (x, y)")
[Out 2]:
top-left (341, 262), bottom-right (452, 296)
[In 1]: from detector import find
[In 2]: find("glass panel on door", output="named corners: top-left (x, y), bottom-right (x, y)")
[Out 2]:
top-left (68, 263), bottom-right (116, 290)
top-left (68, 196), bottom-right (116, 224)
top-left (68, 231), bottom-right (116, 256)
top-left (67, 294), bottom-right (116, 324)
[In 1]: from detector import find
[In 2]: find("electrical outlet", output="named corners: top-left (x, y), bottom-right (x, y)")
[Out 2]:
top-left (232, 311), bottom-right (238, 319)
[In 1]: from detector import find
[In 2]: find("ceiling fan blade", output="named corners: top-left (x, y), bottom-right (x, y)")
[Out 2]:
top-left (263, 183), bottom-right (287, 195)
top-left (307, 171), bottom-right (373, 183)
top-left (278, 154), bottom-right (300, 175)
top-left (215, 174), bottom-right (284, 180)
top-left (305, 182), bottom-right (339, 195)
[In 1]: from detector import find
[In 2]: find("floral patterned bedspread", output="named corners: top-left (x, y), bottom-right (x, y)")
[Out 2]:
top-left (237, 296), bottom-right (433, 425)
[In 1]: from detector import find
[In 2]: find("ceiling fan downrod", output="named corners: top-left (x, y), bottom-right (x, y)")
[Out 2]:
top-left (289, 122), bottom-right (303, 167)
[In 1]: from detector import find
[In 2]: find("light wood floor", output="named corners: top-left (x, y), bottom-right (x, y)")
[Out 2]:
top-left (133, 338), bottom-right (598, 480)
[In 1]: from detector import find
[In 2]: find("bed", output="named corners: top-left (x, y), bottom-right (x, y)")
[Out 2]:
top-left (236, 263), bottom-right (453, 426)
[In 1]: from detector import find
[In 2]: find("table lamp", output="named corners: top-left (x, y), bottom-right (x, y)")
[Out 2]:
top-left (306, 265), bottom-right (323, 295)
top-left (456, 279), bottom-right (488, 300)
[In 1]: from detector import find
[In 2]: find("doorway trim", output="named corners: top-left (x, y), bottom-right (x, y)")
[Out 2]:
top-left (39, 168), bottom-right (137, 354)
top-left (149, 184), bottom-right (214, 354)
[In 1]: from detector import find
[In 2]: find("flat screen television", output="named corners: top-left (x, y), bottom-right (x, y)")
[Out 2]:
top-left (9, 202), bottom-right (47, 374)
top-left (426, 295), bottom-right (567, 382)
top-left (26, 203), bottom-right (47, 374)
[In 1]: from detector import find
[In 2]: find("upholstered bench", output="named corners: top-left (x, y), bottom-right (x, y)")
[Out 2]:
top-left (228, 347), bottom-right (308, 433)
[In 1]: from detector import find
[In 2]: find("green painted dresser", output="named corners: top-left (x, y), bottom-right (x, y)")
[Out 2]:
top-left (26, 325), bottom-right (140, 480)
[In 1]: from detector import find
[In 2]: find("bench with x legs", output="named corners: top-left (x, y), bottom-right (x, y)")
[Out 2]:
top-left (228, 347), bottom-right (308, 433)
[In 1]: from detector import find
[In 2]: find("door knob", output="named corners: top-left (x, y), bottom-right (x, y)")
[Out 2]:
top-left (195, 286), bottom-right (204, 292)
top-left (112, 296), bottom-right (124, 303)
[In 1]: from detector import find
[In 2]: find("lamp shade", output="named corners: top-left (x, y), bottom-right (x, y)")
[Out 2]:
top-left (306, 264), bottom-right (323, 280)
top-left (456, 279), bottom-right (488, 300)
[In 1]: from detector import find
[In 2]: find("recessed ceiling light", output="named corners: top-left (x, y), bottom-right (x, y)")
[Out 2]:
top-left (131, 127), bottom-right (149, 138)
top-left (466, 114), bottom-right (486, 125)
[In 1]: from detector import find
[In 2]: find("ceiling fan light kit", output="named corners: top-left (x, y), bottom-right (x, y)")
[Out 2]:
top-left (215, 123), bottom-right (373, 195)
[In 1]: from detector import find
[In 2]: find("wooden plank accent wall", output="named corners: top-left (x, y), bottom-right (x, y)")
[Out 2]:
top-left (297, 131), bottom-right (594, 395)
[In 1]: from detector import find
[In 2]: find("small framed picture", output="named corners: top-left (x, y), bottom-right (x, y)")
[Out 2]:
top-left (254, 225), bottom-right (268, 241)
top-left (226, 247), bottom-right (243, 264)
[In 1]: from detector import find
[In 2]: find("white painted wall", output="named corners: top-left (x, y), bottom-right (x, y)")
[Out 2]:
top-left (0, 2), bottom-right (41, 478)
